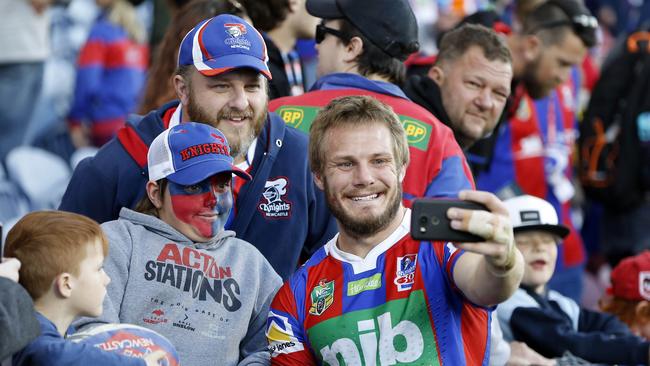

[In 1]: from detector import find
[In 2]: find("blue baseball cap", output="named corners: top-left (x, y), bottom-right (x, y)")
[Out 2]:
top-left (148, 123), bottom-right (251, 185)
top-left (178, 14), bottom-right (272, 79)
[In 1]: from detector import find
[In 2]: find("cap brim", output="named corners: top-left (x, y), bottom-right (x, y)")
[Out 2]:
top-left (514, 224), bottom-right (570, 239)
top-left (197, 53), bottom-right (272, 79)
top-left (166, 159), bottom-right (252, 185)
top-left (306, 0), bottom-right (343, 18)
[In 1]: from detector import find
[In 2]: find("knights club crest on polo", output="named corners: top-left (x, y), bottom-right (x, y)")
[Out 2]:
top-left (309, 279), bottom-right (334, 316)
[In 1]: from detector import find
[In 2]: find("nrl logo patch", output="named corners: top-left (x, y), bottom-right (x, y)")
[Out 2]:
top-left (309, 279), bottom-right (334, 316)
top-left (394, 254), bottom-right (417, 292)
top-left (224, 23), bottom-right (251, 50)
top-left (640, 272), bottom-right (650, 301)
top-left (258, 177), bottom-right (292, 219)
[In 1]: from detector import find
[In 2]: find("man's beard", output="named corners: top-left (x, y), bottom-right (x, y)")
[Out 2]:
top-left (324, 178), bottom-right (403, 239)
top-left (186, 94), bottom-right (267, 160)
top-left (521, 57), bottom-right (552, 100)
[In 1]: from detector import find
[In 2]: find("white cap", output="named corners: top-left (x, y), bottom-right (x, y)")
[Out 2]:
top-left (503, 195), bottom-right (569, 238)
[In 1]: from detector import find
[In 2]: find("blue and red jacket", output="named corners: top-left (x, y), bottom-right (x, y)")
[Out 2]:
top-left (477, 73), bottom-right (586, 272)
top-left (68, 12), bottom-right (148, 146)
top-left (270, 73), bottom-right (475, 204)
top-left (267, 211), bottom-right (491, 365)
top-left (59, 101), bottom-right (337, 280)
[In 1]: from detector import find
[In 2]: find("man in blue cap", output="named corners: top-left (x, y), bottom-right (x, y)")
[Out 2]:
top-left (60, 14), bottom-right (337, 280)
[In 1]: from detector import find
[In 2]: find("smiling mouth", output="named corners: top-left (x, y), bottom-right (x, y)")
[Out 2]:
top-left (529, 259), bottom-right (547, 268)
top-left (350, 193), bottom-right (380, 202)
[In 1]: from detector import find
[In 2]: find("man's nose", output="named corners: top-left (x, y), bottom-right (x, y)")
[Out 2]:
top-left (228, 86), bottom-right (249, 111)
top-left (353, 163), bottom-right (375, 186)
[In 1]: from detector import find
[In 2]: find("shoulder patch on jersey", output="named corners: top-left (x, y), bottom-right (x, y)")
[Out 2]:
top-left (267, 310), bottom-right (305, 356)
top-left (401, 119), bottom-right (431, 151)
top-left (276, 106), bottom-right (320, 133)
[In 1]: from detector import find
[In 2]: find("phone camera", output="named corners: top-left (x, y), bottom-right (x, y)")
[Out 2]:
top-left (430, 216), bottom-right (440, 225)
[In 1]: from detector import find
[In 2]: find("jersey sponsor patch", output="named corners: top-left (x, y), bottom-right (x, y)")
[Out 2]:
top-left (258, 177), bottom-right (292, 219)
top-left (394, 254), bottom-right (417, 292)
top-left (347, 273), bottom-right (382, 296)
top-left (267, 310), bottom-right (305, 356)
top-left (401, 119), bottom-right (431, 151)
top-left (306, 290), bottom-right (439, 365)
top-left (276, 106), bottom-right (320, 133)
top-left (309, 279), bottom-right (335, 316)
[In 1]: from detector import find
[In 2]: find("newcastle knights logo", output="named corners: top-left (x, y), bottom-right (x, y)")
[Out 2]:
top-left (258, 177), bottom-right (292, 218)
top-left (223, 23), bottom-right (251, 50)
top-left (394, 254), bottom-right (417, 292)
top-left (309, 279), bottom-right (334, 316)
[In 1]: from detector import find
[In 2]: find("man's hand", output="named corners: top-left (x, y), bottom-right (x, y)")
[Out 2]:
top-left (507, 341), bottom-right (556, 366)
top-left (0, 257), bottom-right (21, 282)
top-left (447, 190), bottom-right (517, 274)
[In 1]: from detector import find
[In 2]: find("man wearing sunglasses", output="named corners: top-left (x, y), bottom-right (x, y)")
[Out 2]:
top-left (270, 0), bottom-right (476, 205)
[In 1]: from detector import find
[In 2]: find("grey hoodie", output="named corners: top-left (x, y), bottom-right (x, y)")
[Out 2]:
top-left (75, 208), bottom-right (282, 366)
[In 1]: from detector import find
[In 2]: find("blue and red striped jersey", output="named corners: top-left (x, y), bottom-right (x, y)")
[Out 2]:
top-left (266, 210), bottom-right (491, 365)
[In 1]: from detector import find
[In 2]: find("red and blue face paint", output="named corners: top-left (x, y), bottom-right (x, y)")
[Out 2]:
top-left (168, 175), bottom-right (233, 239)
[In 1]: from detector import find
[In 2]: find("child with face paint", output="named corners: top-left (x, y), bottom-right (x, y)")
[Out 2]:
top-left (73, 122), bottom-right (283, 366)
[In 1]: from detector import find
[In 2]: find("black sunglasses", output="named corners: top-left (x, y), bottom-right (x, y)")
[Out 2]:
top-left (315, 23), bottom-right (351, 44)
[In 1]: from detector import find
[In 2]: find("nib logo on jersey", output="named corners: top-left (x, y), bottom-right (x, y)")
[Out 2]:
top-left (307, 291), bottom-right (438, 365)
top-left (144, 243), bottom-right (241, 311)
top-left (258, 177), bottom-right (292, 218)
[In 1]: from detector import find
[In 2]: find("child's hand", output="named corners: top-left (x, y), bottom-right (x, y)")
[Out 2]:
top-left (0, 257), bottom-right (21, 282)
top-left (143, 350), bottom-right (168, 366)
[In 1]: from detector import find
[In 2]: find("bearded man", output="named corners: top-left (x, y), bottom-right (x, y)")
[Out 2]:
top-left (59, 14), bottom-right (336, 280)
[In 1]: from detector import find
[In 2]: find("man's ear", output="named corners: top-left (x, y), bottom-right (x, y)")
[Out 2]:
top-left (173, 73), bottom-right (191, 107)
top-left (635, 301), bottom-right (650, 319)
top-left (54, 273), bottom-right (73, 299)
top-left (287, 0), bottom-right (299, 13)
top-left (427, 65), bottom-right (445, 85)
top-left (146, 181), bottom-right (164, 209)
top-left (342, 36), bottom-right (364, 63)
top-left (522, 34), bottom-right (541, 62)
top-left (313, 172), bottom-right (325, 191)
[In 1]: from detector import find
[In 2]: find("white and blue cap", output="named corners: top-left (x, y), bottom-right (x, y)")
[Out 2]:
top-left (148, 123), bottom-right (251, 185)
top-left (178, 14), bottom-right (272, 79)
top-left (503, 195), bottom-right (570, 239)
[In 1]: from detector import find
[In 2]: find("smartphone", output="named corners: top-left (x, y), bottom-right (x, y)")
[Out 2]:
top-left (410, 198), bottom-right (487, 242)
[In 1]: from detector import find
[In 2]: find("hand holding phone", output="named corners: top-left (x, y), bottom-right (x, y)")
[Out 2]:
top-left (410, 198), bottom-right (488, 242)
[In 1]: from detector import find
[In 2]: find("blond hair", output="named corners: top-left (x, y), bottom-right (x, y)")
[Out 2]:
top-left (309, 95), bottom-right (409, 176)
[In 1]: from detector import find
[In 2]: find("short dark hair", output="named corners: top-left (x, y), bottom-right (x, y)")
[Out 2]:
top-left (435, 23), bottom-right (512, 67)
top-left (240, 0), bottom-right (290, 32)
top-left (522, 0), bottom-right (597, 48)
top-left (337, 19), bottom-right (408, 85)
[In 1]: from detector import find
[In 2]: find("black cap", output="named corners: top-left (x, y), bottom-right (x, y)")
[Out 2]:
top-left (306, 0), bottom-right (420, 61)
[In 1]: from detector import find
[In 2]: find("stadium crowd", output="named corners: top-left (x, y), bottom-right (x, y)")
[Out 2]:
top-left (1, 0), bottom-right (650, 365)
